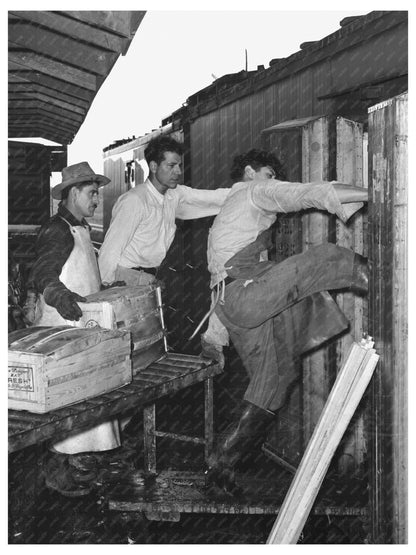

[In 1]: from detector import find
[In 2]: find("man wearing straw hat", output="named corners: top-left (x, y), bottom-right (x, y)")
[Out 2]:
top-left (26, 161), bottom-right (123, 497)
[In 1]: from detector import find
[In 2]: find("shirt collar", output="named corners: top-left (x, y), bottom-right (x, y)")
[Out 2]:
top-left (58, 202), bottom-right (90, 229)
top-left (145, 178), bottom-right (171, 204)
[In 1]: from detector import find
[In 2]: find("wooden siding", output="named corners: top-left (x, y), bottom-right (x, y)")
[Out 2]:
top-left (101, 13), bottom-right (407, 541)
top-left (368, 92), bottom-right (407, 544)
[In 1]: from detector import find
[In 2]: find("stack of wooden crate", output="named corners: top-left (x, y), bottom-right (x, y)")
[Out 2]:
top-left (8, 325), bottom-right (132, 413)
top-left (72, 284), bottom-right (167, 374)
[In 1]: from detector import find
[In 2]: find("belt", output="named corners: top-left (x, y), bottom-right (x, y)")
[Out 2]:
top-left (132, 266), bottom-right (159, 276)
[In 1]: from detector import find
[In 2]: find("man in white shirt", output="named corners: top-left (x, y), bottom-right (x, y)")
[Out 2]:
top-left (204, 149), bottom-right (369, 496)
top-left (99, 135), bottom-right (230, 286)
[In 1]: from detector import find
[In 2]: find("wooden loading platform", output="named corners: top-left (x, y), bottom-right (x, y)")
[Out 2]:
top-left (107, 468), bottom-right (368, 522)
top-left (8, 352), bottom-right (222, 467)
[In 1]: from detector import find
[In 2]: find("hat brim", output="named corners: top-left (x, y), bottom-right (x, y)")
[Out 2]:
top-left (51, 174), bottom-right (110, 200)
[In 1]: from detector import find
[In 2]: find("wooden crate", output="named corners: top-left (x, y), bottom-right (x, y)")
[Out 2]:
top-left (72, 284), bottom-right (167, 375)
top-left (8, 325), bottom-right (132, 413)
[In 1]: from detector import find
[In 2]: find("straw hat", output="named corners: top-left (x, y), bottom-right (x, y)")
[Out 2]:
top-left (52, 161), bottom-right (110, 200)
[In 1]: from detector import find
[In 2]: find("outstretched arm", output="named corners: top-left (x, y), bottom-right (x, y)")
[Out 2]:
top-left (175, 185), bottom-right (230, 219)
top-left (251, 180), bottom-right (367, 223)
top-left (332, 183), bottom-right (368, 203)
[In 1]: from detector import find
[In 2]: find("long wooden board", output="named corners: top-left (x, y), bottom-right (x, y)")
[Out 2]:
top-left (267, 338), bottom-right (379, 544)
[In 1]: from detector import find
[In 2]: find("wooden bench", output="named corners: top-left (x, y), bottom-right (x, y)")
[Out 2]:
top-left (8, 352), bottom-right (222, 474)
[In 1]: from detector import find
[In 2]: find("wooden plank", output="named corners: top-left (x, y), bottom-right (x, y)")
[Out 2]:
top-left (9, 11), bottom-right (127, 52)
top-left (8, 114), bottom-right (77, 134)
top-left (8, 71), bottom-right (94, 102)
top-left (267, 339), bottom-right (379, 544)
top-left (164, 352), bottom-right (207, 363)
top-left (335, 116), bottom-right (367, 475)
top-left (8, 52), bottom-right (97, 91)
top-left (262, 125), bottom-right (304, 468)
top-left (301, 116), bottom-right (331, 446)
top-left (143, 404), bottom-right (156, 475)
top-left (9, 98), bottom-right (84, 123)
top-left (147, 363), bottom-right (185, 376)
top-left (262, 443), bottom-right (297, 474)
top-left (9, 83), bottom-right (89, 109)
top-left (154, 431), bottom-right (205, 444)
top-left (108, 470), bottom-right (368, 517)
top-left (142, 368), bottom-right (184, 381)
top-left (9, 92), bottom-right (86, 115)
top-left (64, 11), bottom-right (142, 37)
top-left (204, 378), bottom-right (214, 460)
top-left (9, 23), bottom-right (118, 76)
top-left (8, 420), bottom-right (28, 431)
top-left (391, 93), bottom-right (408, 545)
top-left (368, 92), bottom-right (408, 544)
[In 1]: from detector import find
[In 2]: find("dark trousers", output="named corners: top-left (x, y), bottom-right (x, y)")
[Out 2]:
top-left (216, 243), bottom-right (354, 411)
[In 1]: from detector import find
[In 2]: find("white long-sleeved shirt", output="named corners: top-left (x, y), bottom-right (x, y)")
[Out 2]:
top-left (99, 179), bottom-right (230, 284)
top-left (207, 179), bottom-right (362, 288)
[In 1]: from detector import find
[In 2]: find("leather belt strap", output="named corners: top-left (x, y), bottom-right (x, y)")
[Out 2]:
top-left (132, 266), bottom-right (158, 276)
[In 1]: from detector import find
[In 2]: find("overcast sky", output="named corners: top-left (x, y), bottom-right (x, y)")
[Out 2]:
top-left (66, 7), bottom-right (372, 174)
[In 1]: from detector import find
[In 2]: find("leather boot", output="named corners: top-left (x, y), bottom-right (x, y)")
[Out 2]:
top-left (205, 401), bottom-right (275, 496)
top-left (350, 253), bottom-right (369, 295)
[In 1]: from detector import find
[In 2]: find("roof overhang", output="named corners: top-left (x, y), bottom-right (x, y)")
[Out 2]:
top-left (8, 10), bottom-right (145, 145)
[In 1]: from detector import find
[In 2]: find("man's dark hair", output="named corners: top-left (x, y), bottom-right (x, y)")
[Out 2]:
top-left (144, 135), bottom-right (184, 166)
top-left (230, 149), bottom-right (286, 181)
top-left (60, 181), bottom-right (96, 201)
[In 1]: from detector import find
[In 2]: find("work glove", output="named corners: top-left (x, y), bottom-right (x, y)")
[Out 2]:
top-left (22, 289), bottom-right (39, 325)
top-left (100, 280), bottom-right (126, 290)
top-left (43, 283), bottom-right (86, 321)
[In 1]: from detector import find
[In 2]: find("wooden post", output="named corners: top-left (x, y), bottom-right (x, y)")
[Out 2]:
top-left (143, 404), bottom-right (157, 475)
top-left (301, 116), bottom-right (331, 445)
top-left (204, 377), bottom-right (214, 461)
top-left (261, 123), bottom-right (304, 467)
top-left (335, 116), bottom-right (367, 475)
top-left (368, 92), bottom-right (408, 544)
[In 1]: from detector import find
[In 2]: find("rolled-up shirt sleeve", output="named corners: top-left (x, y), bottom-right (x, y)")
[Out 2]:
top-left (175, 186), bottom-right (230, 220)
top-left (251, 180), bottom-right (354, 223)
top-left (98, 195), bottom-right (142, 284)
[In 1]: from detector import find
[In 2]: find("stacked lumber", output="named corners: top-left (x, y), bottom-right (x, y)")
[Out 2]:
top-left (267, 337), bottom-right (379, 544)
top-left (8, 325), bottom-right (132, 413)
top-left (72, 284), bottom-right (167, 374)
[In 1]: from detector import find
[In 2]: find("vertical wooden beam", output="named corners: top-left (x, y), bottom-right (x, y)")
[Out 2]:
top-left (368, 92), bottom-right (408, 544)
top-left (204, 377), bottom-right (214, 461)
top-left (143, 404), bottom-right (157, 476)
top-left (261, 126), bottom-right (304, 467)
top-left (335, 117), bottom-right (367, 475)
top-left (301, 116), bottom-right (331, 445)
top-left (391, 94), bottom-right (408, 544)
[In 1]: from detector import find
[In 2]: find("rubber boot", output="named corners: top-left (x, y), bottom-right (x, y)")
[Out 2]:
top-left (350, 253), bottom-right (369, 295)
top-left (205, 401), bottom-right (275, 497)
